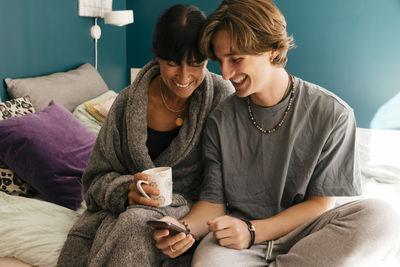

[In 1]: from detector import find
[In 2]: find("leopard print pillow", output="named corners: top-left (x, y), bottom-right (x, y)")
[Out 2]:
top-left (0, 97), bottom-right (35, 119)
top-left (0, 97), bottom-right (38, 197)
top-left (0, 162), bottom-right (37, 197)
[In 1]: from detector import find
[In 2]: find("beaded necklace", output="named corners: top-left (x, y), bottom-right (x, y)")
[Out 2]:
top-left (247, 73), bottom-right (295, 134)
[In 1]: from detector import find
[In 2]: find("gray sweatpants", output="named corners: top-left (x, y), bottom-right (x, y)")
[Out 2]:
top-left (192, 199), bottom-right (400, 267)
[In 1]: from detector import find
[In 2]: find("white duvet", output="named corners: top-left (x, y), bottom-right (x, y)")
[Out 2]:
top-left (0, 192), bottom-right (85, 267)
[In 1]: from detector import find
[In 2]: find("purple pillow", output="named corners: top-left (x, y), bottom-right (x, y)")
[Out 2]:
top-left (0, 100), bottom-right (96, 210)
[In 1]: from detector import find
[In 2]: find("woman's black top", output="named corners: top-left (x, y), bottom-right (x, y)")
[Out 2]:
top-left (146, 126), bottom-right (180, 160)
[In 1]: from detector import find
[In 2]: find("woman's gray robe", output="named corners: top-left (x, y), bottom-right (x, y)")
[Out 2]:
top-left (57, 60), bottom-right (233, 267)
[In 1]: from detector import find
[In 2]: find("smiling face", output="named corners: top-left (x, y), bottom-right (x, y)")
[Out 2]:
top-left (212, 30), bottom-right (277, 99)
top-left (157, 57), bottom-right (207, 100)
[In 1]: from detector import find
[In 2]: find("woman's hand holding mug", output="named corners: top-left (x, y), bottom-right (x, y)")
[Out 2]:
top-left (128, 172), bottom-right (160, 206)
top-left (128, 167), bottom-right (173, 207)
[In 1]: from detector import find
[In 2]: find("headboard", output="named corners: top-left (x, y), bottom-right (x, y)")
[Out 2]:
top-left (130, 68), bottom-right (141, 84)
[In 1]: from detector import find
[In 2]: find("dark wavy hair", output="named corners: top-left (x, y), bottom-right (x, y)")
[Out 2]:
top-left (152, 5), bottom-right (207, 65)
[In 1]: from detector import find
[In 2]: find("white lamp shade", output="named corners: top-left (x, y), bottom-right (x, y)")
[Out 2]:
top-left (104, 10), bottom-right (134, 26)
top-left (78, 0), bottom-right (112, 18)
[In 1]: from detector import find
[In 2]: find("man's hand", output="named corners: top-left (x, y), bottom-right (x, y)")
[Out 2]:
top-left (151, 217), bottom-right (196, 258)
top-left (128, 172), bottom-right (160, 206)
top-left (207, 215), bottom-right (252, 250)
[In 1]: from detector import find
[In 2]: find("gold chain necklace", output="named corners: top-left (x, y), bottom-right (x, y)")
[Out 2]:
top-left (247, 74), bottom-right (295, 134)
top-left (159, 79), bottom-right (185, 126)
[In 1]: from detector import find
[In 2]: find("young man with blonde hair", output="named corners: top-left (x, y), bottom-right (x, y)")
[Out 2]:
top-left (152, 0), bottom-right (400, 265)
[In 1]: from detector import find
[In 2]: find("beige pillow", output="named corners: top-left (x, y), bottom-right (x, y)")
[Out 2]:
top-left (5, 63), bottom-right (109, 112)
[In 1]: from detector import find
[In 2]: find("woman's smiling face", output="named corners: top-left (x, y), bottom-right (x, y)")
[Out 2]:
top-left (157, 56), bottom-right (208, 100)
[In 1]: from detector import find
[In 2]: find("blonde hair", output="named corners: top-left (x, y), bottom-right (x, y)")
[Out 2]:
top-left (200, 0), bottom-right (295, 67)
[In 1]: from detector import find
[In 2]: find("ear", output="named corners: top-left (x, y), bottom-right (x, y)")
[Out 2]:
top-left (270, 50), bottom-right (279, 63)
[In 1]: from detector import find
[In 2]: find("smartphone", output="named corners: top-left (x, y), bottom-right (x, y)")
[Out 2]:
top-left (147, 220), bottom-right (190, 235)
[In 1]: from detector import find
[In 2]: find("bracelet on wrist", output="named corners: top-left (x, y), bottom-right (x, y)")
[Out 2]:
top-left (180, 220), bottom-right (199, 241)
top-left (180, 220), bottom-right (191, 233)
top-left (240, 218), bottom-right (255, 249)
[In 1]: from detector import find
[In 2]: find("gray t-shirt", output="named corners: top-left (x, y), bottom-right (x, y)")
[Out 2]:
top-left (200, 76), bottom-right (361, 220)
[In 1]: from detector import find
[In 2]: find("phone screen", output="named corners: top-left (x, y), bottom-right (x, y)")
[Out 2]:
top-left (147, 220), bottom-right (190, 235)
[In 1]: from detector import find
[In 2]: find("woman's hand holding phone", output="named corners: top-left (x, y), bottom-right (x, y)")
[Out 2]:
top-left (149, 216), bottom-right (196, 258)
top-left (147, 220), bottom-right (190, 235)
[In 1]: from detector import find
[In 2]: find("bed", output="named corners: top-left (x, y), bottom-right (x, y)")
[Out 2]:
top-left (0, 63), bottom-right (117, 267)
top-left (0, 66), bottom-right (399, 266)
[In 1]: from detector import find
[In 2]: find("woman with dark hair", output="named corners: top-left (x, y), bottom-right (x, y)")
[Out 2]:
top-left (57, 4), bottom-right (233, 267)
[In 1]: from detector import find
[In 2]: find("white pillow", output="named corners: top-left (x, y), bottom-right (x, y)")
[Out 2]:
top-left (0, 192), bottom-right (86, 267)
top-left (356, 127), bottom-right (400, 184)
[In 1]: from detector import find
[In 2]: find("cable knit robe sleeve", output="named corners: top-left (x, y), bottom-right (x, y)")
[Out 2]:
top-left (83, 90), bottom-right (135, 214)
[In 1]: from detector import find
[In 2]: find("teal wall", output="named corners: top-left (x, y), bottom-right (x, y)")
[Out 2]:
top-left (1, 1), bottom-right (399, 128)
top-left (0, 0), bottom-right (128, 102)
top-left (127, 0), bottom-right (400, 128)
top-left (276, 0), bottom-right (400, 128)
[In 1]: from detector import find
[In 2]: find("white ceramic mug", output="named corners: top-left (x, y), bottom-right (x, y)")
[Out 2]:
top-left (136, 167), bottom-right (173, 207)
